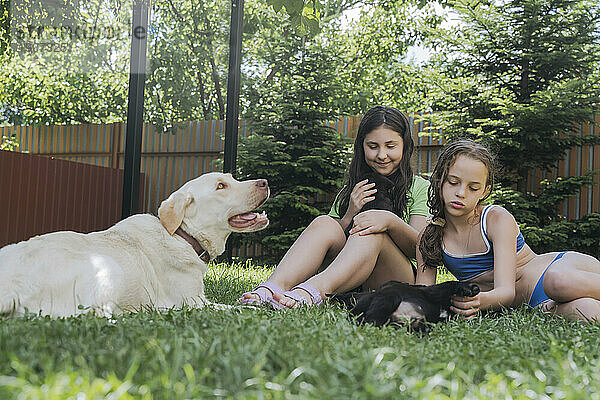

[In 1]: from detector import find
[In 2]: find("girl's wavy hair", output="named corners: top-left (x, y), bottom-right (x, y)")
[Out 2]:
top-left (419, 139), bottom-right (495, 270)
top-left (337, 106), bottom-right (415, 220)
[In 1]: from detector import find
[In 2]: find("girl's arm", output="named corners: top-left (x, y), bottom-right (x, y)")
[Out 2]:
top-left (415, 229), bottom-right (437, 286)
top-left (337, 179), bottom-right (377, 230)
top-left (480, 207), bottom-right (518, 309)
top-left (451, 207), bottom-right (518, 317)
top-left (349, 211), bottom-right (425, 258)
top-left (389, 214), bottom-right (427, 258)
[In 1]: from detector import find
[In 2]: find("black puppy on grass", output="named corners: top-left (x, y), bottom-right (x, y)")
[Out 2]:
top-left (329, 280), bottom-right (480, 332)
top-left (344, 172), bottom-right (395, 237)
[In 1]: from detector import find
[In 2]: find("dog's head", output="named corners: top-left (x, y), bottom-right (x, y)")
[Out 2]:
top-left (158, 172), bottom-right (270, 258)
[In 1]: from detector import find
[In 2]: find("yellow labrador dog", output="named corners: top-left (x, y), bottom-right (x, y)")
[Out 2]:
top-left (0, 172), bottom-right (269, 317)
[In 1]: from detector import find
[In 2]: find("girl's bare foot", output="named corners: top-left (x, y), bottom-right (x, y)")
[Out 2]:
top-left (272, 283), bottom-right (324, 308)
top-left (239, 282), bottom-right (284, 305)
top-left (272, 289), bottom-right (311, 308)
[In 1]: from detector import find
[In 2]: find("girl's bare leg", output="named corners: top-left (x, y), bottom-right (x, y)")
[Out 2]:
top-left (240, 215), bottom-right (346, 302)
top-left (543, 298), bottom-right (600, 322)
top-left (274, 231), bottom-right (415, 307)
top-left (543, 252), bottom-right (600, 302)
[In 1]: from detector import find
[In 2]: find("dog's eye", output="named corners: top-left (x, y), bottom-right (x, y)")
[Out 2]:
top-left (216, 182), bottom-right (227, 190)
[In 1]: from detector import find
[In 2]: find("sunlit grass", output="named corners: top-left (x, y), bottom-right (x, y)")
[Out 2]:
top-left (1, 261), bottom-right (598, 399)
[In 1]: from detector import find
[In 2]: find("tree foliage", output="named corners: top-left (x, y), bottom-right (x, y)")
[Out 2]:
top-left (491, 176), bottom-right (600, 258)
top-left (324, 0), bottom-right (441, 113)
top-left (0, 0), bottom-right (130, 125)
top-left (0, 0), bottom-right (8, 57)
top-left (425, 0), bottom-right (600, 189)
top-left (0, 60), bottom-right (127, 125)
top-left (425, 0), bottom-right (600, 256)
top-left (263, 0), bottom-right (361, 35)
top-left (0, 133), bottom-right (19, 150)
top-left (0, 0), bottom-right (433, 127)
top-left (232, 43), bottom-right (352, 263)
top-left (145, 0), bottom-right (230, 132)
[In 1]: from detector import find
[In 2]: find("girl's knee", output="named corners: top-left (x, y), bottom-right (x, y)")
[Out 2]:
top-left (309, 215), bottom-right (343, 235)
top-left (576, 297), bottom-right (600, 309)
top-left (309, 215), bottom-right (345, 247)
top-left (311, 215), bottom-right (340, 230)
top-left (557, 298), bottom-right (600, 322)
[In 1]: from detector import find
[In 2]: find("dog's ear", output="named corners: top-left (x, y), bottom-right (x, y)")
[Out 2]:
top-left (158, 192), bottom-right (194, 235)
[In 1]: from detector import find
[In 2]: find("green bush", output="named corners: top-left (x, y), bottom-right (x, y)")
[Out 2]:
top-left (233, 45), bottom-right (352, 264)
top-left (491, 174), bottom-right (600, 258)
top-left (0, 134), bottom-right (19, 151)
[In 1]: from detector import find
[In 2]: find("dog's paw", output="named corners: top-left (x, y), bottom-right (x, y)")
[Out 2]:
top-left (456, 283), bottom-right (480, 297)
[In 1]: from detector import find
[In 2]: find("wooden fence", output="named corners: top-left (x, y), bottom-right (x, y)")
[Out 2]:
top-left (0, 150), bottom-right (127, 248)
top-left (2, 115), bottom-right (599, 254)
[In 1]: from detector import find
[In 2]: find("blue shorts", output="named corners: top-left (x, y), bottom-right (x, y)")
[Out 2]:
top-left (528, 251), bottom-right (567, 308)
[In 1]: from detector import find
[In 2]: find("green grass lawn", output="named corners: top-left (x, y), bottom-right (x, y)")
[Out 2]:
top-left (1, 261), bottom-right (599, 399)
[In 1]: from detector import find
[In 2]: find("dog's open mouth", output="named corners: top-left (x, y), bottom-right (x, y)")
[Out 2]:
top-left (228, 211), bottom-right (269, 230)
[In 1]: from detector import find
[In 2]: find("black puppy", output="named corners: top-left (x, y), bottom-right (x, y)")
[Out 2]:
top-left (329, 280), bottom-right (480, 332)
top-left (344, 172), bottom-right (395, 237)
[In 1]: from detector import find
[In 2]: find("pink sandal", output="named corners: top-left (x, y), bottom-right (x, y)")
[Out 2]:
top-left (270, 282), bottom-right (323, 309)
top-left (239, 281), bottom-right (284, 306)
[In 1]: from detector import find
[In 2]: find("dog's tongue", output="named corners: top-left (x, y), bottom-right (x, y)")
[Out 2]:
top-left (229, 211), bottom-right (268, 228)
top-left (233, 213), bottom-right (257, 221)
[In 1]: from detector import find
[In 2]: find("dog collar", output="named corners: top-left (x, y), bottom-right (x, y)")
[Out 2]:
top-left (175, 227), bottom-right (211, 264)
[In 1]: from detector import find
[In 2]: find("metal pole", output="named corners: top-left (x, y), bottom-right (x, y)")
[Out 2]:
top-left (223, 0), bottom-right (244, 261)
top-left (122, 0), bottom-right (150, 219)
top-left (223, 0), bottom-right (244, 175)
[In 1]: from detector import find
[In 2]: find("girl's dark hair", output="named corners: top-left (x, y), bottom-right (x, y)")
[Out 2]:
top-left (338, 106), bottom-right (414, 219)
top-left (419, 139), bottom-right (495, 270)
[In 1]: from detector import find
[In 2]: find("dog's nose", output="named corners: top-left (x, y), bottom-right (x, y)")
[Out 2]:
top-left (255, 179), bottom-right (268, 189)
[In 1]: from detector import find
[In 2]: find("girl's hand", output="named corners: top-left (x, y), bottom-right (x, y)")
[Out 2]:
top-left (450, 294), bottom-right (481, 320)
top-left (349, 210), bottom-right (396, 236)
top-left (347, 179), bottom-right (377, 218)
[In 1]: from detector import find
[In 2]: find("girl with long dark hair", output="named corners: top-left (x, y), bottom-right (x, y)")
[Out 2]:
top-left (239, 106), bottom-right (430, 307)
